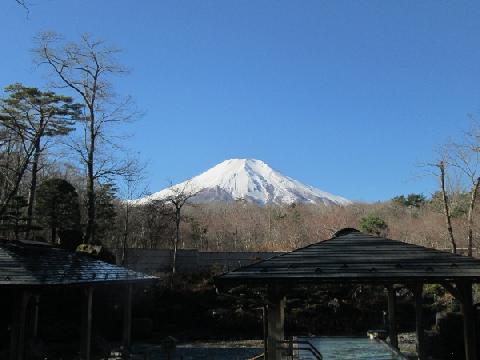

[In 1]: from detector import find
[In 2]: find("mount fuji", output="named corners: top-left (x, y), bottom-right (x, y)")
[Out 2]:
top-left (136, 159), bottom-right (351, 206)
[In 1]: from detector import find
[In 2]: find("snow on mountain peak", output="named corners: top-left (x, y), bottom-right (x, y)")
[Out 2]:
top-left (136, 158), bottom-right (351, 206)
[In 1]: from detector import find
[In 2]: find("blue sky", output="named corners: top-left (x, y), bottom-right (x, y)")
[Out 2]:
top-left (1, 0), bottom-right (480, 202)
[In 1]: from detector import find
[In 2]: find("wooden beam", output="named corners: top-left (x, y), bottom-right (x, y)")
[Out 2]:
top-left (266, 288), bottom-right (285, 360)
top-left (414, 283), bottom-right (425, 359)
top-left (457, 281), bottom-right (477, 360)
top-left (122, 284), bottom-right (133, 348)
top-left (80, 286), bottom-right (94, 360)
top-left (387, 285), bottom-right (399, 350)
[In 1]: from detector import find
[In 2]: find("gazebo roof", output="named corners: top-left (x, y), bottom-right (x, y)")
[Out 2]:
top-left (0, 239), bottom-right (156, 286)
top-left (217, 228), bottom-right (480, 285)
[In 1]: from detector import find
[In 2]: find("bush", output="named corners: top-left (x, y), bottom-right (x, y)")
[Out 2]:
top-left (359, 215), bottom-right (388, 236)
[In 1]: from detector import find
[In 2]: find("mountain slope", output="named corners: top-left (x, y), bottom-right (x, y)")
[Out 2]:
top-left (136, 159), bottom-right (351, 205)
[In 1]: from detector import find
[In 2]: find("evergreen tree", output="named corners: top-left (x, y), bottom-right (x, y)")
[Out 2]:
top-left (392, 193), bottom-right (426, 208)
top-left (406, 193), bottom-right (426, 208)
top-left (392, 195), bottom-right (407, 206)
top-left (359, 215), bottom-right (388, 236)
top-left (35, 178), bottom-right (80, 244)
top-left (0, 84), bottom-right (81, 237)
top-left (94, 183), bottom-right (117, 243)
top-left (0, 195), bottom-right (29, 240)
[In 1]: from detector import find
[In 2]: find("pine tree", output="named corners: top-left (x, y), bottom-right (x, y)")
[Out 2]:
top-left (359, 215), bottom-right (388, 236)
top-left (94, 183), bottom-right (117, 243)
top-left (0, 84), bottom-right (81, 237)
top-left (35, 178), bottom-right (81, 244)
top-left (0, 195), bottom-right (29, 240)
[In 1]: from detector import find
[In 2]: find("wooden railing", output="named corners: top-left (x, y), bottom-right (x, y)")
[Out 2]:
top-left (278, 338), bottom-right (323, 360)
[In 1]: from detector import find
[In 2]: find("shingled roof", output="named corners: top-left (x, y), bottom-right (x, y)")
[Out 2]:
top-left (0, 239), bottom-right (156, 286)
top-left (217, 228), bottom-right (480, 285)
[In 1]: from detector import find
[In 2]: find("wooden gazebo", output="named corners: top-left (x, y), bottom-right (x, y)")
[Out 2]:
top-left (0, 239), bottom-right (156, 360)
top-left (216, 228), bottom-right (480, 360)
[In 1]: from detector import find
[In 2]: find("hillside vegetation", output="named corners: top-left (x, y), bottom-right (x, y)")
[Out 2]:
top-left (111, 191), bottom-right (478, 253)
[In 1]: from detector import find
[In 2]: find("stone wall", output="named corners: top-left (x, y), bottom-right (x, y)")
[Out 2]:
top-left (115, 248), bottom-right (282, 273)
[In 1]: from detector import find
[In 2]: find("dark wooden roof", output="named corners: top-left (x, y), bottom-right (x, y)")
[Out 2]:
top-left (217, 229), bottom-right (480, 285)
top-left (0, 240), bottom-right (156, 286)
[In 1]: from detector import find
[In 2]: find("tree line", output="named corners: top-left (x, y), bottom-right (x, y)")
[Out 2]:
top-left (0, 32), bottom-right (138, 249)
top-left (110, 185), bottom-right (480, 258)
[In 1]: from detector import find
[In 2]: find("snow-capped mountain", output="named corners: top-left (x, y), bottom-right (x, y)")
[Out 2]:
top-left (136, 159), bottom-right (351, 206)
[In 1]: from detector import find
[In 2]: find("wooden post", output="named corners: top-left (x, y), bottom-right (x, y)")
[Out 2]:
top-left (123, 284), bottom-right (133, 348)
top-left (9, 291), bottom-right (20, 360)
top-left (458, 281), bottom-right (477, 360)
top-left (17, 291), bottom-right (30, 360)
top-left (9, 290), bottom-right (30, 360)
top-left (414, 283), bottom-right (425, 359)
top-left (266, 289), bottom-right (285, 360)
top-left (80, 286), bottom-right (94, 360)
top-left (33, 295), bottom-right (40, 338)
top-left (263, 305), bottom-right (268, 360)
top-left (387, 285), bottom-right (398, 350)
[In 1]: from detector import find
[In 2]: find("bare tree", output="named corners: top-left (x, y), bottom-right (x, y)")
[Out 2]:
top-left (161, 182), bottom-right (199, 276)
top-left (444, 123), bottom-right (480, 256)
top-left (15, 0), bottom-right (28, 10)
top-left (140, 199), bottom-right (172, 249)
top-left (35, 32), bottom-right (136, 244)
top-left (117, 159), bottom-right (147, 264)
top-left (437, 161), bottom-right (457, 254)
top-left (423, 158), bottom-right (458, 254)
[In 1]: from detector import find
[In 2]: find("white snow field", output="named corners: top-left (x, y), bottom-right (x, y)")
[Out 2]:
top-left (136, 159), bottom-right (351, 206)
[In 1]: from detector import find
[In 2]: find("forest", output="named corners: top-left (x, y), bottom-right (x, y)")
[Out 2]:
top-left (117, 190), bottom-right (480, 254)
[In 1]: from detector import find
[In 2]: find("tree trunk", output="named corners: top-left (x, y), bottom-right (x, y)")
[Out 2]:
top-left (0, 119), bottom-right (47, 221)
top-left (467, 177), bottom-right (480, 257)
top-left (172, 214), bottom-right (180, 276)
top-left (0, 148), bottom-right (36, 219)
top-left (14, 208), bottom-right (20, 241)
top-left (0, 138), bottom-right (14, 204)
top-left (122, 203), bottom-right (129, 265)
top-left (84, 109), bottom-right (96, 244)
top-left (26, 138), bottom-right (41, 239)
top-left (181, 214), bottom-right (185, 249)
top-left (51, 225), bottom-right (57, 244)
top-left (439, 161), bottom-right (457, 254)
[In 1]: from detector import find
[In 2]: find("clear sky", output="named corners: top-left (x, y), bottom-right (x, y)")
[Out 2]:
top-left (1, 0), bottom-right (480, 202)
